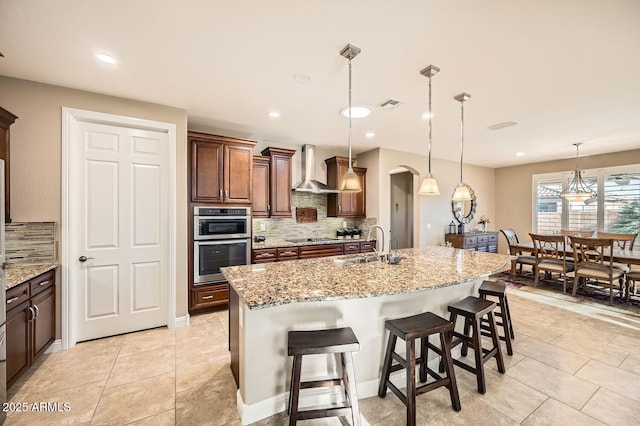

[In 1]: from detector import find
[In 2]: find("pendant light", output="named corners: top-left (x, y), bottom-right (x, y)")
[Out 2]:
top-left (452, 92), bottom-right (472, 201)
top-left (339, 44), bottom-right (363, 193)
top-left (560, 142), bottom-right (597, 202)
top-left (417, 65), bottom-right (441, 195)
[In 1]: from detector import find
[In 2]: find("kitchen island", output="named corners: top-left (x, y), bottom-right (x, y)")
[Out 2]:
top-left (222, 246), bottom-right (513, 425)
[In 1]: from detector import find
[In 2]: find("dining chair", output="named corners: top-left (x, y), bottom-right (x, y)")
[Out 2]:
top-left (529, 233), bottom-right (574, 294)
top-left (500, 229), bottom-right (536, 279)
top-left (595, 232), bottom-right (637, 275)
top-left (625, 269), bottom-right (640, 302)
top-left (567, 236), bottom-right (625, 303)
top-left (560, 230), bottom-right (595, 237)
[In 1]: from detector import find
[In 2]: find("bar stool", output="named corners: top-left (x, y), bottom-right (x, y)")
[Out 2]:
top-left (444, 296), bottom-right (505, 394)
top-left (478, 280), bottom-right (515, 355)
top-left (287, 327), bottom-right (360, 426)
top-left (378, 312), bottom-right (461, 426)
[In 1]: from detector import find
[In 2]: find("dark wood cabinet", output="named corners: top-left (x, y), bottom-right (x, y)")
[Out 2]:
top-left (325, 156), bottom-right (367, 218)
top-left (251, 156), bottom-right (271, 218)
top-left (252, 148), bottom-right (295, 218)
top-left (191, 283), bottom-right (229, 311)
top-left (6, 269), bottom-right (56, 389)
top-left (189, 131), bottom-right (256, 204)
top-left (0, 106), bottom-right (18, 222)
top-left (252, 241), bottom-right (375, 264)
top-left (445, 232), bottom-right (499, 253)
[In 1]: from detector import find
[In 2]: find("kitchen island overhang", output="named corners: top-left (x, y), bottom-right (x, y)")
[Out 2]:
top-left (223, 246), bottom-right (514, 425)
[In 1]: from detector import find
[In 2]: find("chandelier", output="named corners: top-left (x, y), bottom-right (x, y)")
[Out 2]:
top-left (417, 65), bottom-right (441, 195)
top-left (560, 143), bottom-right (596, 202)
top-left (452, 93), bottom-right (472, 201)
top-left (339, 44), bottom-right (363, 192)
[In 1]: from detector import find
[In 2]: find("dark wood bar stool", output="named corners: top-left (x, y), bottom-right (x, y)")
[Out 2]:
top-left (378, 312), bottom-right (461, 426)
top-left (287, 327), bottom-right (361, 426)
top-left (478, 280), bottom-right (515, 355)
top-left (444, 296), bottom-right (505, 394)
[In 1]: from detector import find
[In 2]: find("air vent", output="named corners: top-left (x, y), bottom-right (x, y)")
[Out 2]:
top-left (487, 121), bottom-right (518, 131)
top-left (379, 98), bottom-right (404, 109)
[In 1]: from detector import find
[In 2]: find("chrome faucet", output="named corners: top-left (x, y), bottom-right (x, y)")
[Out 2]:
top-left (367, 224), bottom-right (386, 260)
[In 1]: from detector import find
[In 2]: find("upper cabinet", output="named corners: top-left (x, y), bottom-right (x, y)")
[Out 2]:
top-left (325, 156), bottom-right (367, 218)
top-left (0, 106), bottom-right (18, 222)
top-left (189, 132), bottom-right (256, 204)
top-left (252, 147), bottom-right (296, 218)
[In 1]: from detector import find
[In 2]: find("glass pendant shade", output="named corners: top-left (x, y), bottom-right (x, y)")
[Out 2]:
top-left (339, 44), bottom-right (362, 193)
top-left (340, 168), bottom-right (361, 192)
top-left (452, 183), bottom-right (472, 201)
top-left (418, 65), bottom-right (440, 196)
top-left (560, 143), bottom-right (596, 203)
top-left (418, 175), bottom-right (440, 195)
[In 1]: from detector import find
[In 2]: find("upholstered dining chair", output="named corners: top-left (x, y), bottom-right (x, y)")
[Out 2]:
top-left (626, 269), bottom-right (640, 302)
top-left (500, 229), bottom-right (536, 279)
top-left (567, 236), bottom-right (625, 303)
top-left (529, 233), bottom-right (575, 294)
top-left (595, 232), bottom-right (637, 273)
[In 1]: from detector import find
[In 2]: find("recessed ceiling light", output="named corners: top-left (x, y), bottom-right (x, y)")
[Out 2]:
top-left (340, 106), bottom-right (372, 118)
top-left (421, 112), bottom-right (433, 120)
top-left (95, 53), bottom-right (117, 64)
top-left (365, 131), bottom-right (375, 138)
top-left (516, 152), bottom-right (525, 157)
top-left (268, 111), bottom-right (280, 118)
top-left (293, 72), bottom-right (311, 83)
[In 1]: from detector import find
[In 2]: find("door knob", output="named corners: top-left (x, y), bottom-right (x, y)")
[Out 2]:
top-left (78, 256), bottom-right (95, 262)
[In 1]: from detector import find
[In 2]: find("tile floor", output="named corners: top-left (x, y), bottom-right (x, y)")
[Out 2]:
top-left (5, 285), bottom-right (640, 425)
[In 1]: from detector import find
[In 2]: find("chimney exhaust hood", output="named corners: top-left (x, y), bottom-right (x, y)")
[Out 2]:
top-left (292, 144), bottom-right (339, 193)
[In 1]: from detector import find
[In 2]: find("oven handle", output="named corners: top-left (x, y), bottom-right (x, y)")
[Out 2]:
top-left (196, 239), bottom-right (250, 246)
top-left (194, 215), bottom-right (250, 220)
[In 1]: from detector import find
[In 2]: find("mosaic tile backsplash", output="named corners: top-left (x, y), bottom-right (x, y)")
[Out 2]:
top-left (5, 222), bottom-right (56, 264)
top-left (252, 192), bottom-right (377, 241)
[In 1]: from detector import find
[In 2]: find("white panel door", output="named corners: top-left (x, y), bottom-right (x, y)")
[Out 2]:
top-left (72, 121), bottom-right (169, 341)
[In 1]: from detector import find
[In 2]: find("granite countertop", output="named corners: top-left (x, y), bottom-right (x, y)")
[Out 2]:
top-left (5, 264), bottom-right (58, 290)
top-left (252, 238), bottom-right (367, 250)
top-left (222, 246), bottom-right (514, 310)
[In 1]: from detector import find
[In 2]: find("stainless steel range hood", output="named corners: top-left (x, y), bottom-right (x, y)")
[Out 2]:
top-left (293, 144), bottom-right (339, 193)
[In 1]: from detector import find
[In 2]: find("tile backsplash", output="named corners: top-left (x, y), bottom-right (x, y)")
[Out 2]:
top-left (252, 192), bottom-right (377, 240)
top-left (5, 222), bottom-right (57, 264)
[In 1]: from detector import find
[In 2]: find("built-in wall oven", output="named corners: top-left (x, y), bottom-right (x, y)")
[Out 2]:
top-left (193, 207), bottom-right (251, 284)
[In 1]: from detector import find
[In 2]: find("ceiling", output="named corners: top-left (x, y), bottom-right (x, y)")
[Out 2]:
top-left (1, 0), bottom-right (639, 168)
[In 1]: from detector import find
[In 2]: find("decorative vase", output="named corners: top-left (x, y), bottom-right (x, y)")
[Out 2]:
top-left (482, 223), bottom-right (488, 233)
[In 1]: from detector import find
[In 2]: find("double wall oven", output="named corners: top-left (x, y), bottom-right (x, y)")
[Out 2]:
top-left (193, 207), bottom-right (251, 284)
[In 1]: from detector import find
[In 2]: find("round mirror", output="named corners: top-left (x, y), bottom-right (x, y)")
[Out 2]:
top-left (451, 185), bottom-right (477, 224)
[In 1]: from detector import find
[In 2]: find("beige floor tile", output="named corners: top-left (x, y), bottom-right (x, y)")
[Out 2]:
top-left (619, 351), bottom-right (640, 376)
top-left (106, 344), bottom-right (176, 388)
top-left (176, 351), bottom-right (233, 393)
top-left (506, 357), bottom-right (598, 410)
top-left (5, 381), bottom-right (103, 425)
top-left (27, 352), bottom-right (116, 393)
top-left (358, 392), bottom-right (406, 424)
top-left (91, 372), bottom-right (175, 425)
top-left (175, 373), bottom-right (239, 425)
top-left (374, 408), bottom-right (431, 425)
top-left (522, 397), bottom-right (605, 426)
top-left (425, 394), bottom-right (519, 425)
top-left (513, 336), bottom-right (590, 374)
top-left (575, 359), bottom-right (640, 402)
top-left (488, 348), bottom-right (527, 372)
top-left (119, 327), bottom-right (176, 356)
top-left (511, 321), bottom-right (564, 343)
top-left (56, 334), bottom-right (124, 363)
top-left (581, 387), bottom-right (640, 425)
top-left (548, 333), bottom-right (629, 367)
top-left (128, 409), bottom-right (176, 425)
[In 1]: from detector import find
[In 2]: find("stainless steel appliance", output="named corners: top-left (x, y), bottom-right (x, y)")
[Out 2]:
top-left (0, 160), bottom-right (6, 424)
top-left (193, 207), bottom-right (251, 284)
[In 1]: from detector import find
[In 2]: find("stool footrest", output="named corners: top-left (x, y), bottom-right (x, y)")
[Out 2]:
top-left (297, 406), bottom-right (355, 421)
top-left (300, 378), bottom-right (343, 389)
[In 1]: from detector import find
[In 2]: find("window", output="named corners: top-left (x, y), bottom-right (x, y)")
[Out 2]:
top-left (533, 166), bottom-right (640, 234)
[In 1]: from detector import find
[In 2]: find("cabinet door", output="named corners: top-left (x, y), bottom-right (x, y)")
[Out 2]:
top-left (270, 153), bottom-right (293, 217)
top-left (0, 107), bottom-right (17, 223)
top-left (252, 157), bottom-right (270, 217)
top-left (6, 301), bottom-right (30, 389)
top-left (31, 286), bottom-right (55, 361)
top-left (224, 144), bottom-right (253, 203)
top-left (191, 139), bottom-right (223, 202)
top-left (352, 167), bottom-right (367, 218)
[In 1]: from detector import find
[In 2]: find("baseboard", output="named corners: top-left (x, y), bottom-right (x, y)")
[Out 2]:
top-left (45, 339), bottom-right (62, 354)
top-left (174, 314), bottom-right (190, 328)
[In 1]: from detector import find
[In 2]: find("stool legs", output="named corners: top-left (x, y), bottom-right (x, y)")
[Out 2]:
top-left (341, 352), bottom-right (361, 426)
top-left (378, 333), bottom-right (396, 398)
top-left (440, 330), bottom-right (461, 411)
top-left (480, 288), bottom-right (515, 355)
top-left (288, 355), bottom-right (302, 425)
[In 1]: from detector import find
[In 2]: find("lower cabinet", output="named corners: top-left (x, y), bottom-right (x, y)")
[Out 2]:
top-left (6, 269), bottom-right (56, 389)
top-left (445, 232), bottom-right (499, 253)
top-left (252, 240), bottom-right (376, 264)
top-left (191, 282), bottom-right (229, 312)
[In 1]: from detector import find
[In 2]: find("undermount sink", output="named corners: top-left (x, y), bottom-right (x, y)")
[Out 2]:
top-left (336, 255), bottom-right (383, 264)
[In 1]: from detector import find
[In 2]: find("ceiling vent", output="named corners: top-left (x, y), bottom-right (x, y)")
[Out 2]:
top-left (378, 98), bottom-right (404, 109)
top-left (487, 121), bottom-right (518, 131)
